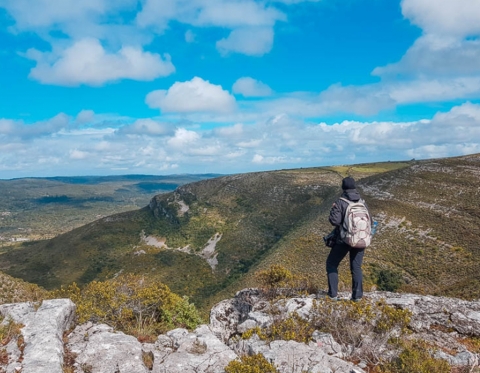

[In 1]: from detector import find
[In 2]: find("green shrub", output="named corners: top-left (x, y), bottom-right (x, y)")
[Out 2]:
top-left (376, 269), bottom-right (403, 292)
top-left (380, 340), bottom-right (451, 373)
top-left (242, 312), bottom-right (314, 344)
top-left (255, 265), bottom-right (317, 299)
top-left (0, 316), bottom-right (23, 346)
top-left (225, 353), bottom-right (279, 373)
top-left (256, 265), bottom-right (293, 288)
top-left (311, 299), bottom-right (411, 364)
top-left (50, 274), bottom-right (203, 340)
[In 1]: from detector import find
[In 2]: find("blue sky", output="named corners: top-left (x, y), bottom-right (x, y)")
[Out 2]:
top-left (1, 0), bottom-right (480, 178)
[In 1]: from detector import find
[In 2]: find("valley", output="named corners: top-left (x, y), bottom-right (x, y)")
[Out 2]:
top-left (1, 154), bottom-right (479, 312)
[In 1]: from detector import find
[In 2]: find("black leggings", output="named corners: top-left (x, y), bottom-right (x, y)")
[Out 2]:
top-left (326, 241), bottom-right (364, 299)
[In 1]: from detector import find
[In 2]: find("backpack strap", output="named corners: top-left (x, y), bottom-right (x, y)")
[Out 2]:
top-left (340, 197), bottom-right (365, 205)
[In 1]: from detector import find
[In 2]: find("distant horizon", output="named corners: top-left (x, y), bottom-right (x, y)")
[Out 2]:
top-left (2, 151), bottom-right (474, 181)
top-left (1, 0), bottom-right (480, 178)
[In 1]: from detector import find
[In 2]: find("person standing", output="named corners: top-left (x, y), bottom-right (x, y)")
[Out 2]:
top-left (326, 176), bottom-right (371, 301)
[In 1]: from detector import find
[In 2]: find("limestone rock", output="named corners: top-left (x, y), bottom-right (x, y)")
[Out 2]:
top-left (240, 336), bottom-right (364, 373)
top-left (67, 322), bottom-right (149, 373)
top-left (0, 299), bottom-right (75, 373)
top-left (3, 290), bottom-right (480, 372)
top-left (152, 325), bottom-right (237, 373)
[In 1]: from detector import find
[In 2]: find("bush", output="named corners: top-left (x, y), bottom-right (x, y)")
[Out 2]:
top-left (224, 353), bottom-right (279, 373)
top-left (311, 299), bottom-right (411, 365)
top-left (376, 269), bottom-right (403, 292)
top-left (0, 315), bottom-right (23, 347)
top-left (255, 265), bottom-right (317, 299)
top-left (380, 340), bottom-right (451, 373)
top-left (50, 274), bottom-right (203, 340)
top-left (242, 312), bottom-right (314, 344)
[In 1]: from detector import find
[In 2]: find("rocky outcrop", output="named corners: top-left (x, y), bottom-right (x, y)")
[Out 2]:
top-left (1, 291), bottom-right (480, 372)
top-left (0, 299), bottom-right (75, 373)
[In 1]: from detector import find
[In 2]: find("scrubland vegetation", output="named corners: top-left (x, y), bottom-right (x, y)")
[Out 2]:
top-left (1, 155), bottom-right (480, 314)
top-left (51, 273), bottom-right (203, 341)
top-left (230, 265), bottom-right (453, 373)
top-left (0, 174), bottom-right (213, 246)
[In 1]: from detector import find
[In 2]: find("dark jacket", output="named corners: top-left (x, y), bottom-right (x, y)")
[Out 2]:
top-left (329, 189), bottom-right (362, 228)
top-left (329, 189), bottom-right (372, 245)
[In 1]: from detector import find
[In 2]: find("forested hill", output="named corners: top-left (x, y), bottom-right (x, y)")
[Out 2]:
top-left (1, 154), bottom-right (479, 310)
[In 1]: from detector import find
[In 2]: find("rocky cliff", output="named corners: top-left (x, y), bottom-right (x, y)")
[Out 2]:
top-left (1, 290), bottom-right (480, 373)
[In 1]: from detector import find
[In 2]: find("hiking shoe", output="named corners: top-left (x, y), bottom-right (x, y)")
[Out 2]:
top-left (327, 296), bottom-right (339, 301)
top-left (350, 298), bottom-right (362, 302)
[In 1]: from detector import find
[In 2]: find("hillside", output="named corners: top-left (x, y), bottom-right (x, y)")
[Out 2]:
top-left (0, 270), bottom-right (46, 304)
top-left (230, 153), bottom-right (480, 303)
top-left (0, 174), bottom-right (216, 246)
top-left (0, 154), bottom-right (479, 310)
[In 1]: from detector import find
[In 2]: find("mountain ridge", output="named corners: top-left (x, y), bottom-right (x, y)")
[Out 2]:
top-left (1, 154), bottom-right (479, 310)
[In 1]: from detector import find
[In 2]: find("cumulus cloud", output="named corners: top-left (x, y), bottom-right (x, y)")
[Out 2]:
top-left (217, 27), bottom-right (274, 56)
top-left (136, 0), bottom-right (284, 29)
top-left (401, 0), bottom-right (480, 37)
top-left (167, 128), bottom-right (201, 149)
top-left (0, 113), bottom-right (70, 140)
top-left (2, 103), bottom-right (480, 177)
top-left (76, 110), bottom-right (95, 124)
top-left (367, 0), bottom-right (480, 110)
top-left (214, 123), bottom-right (244, 137)
top-left (374, 35), bottom-right (480, 78)
top-left (185, 30), bottom-right (196, 43)
top-left (389, 77), bottom-right (480, 104)
top-left (26, 38), bottom-right (175, 86)
top-left (116, 119), bottom-right (174, 137)
top-left (2, 0), bottom-right (298, 87)
top-left (233, 77), bottom-right (273, 97)
top-left (146, 77), bottom-right (236, 113)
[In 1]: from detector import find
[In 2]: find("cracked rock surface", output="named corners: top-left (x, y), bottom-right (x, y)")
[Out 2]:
top-left (2, 291), bottom-right (480, 372)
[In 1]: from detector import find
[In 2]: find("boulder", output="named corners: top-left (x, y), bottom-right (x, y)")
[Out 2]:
top-left (0, 299), bottom-right (75, 373)
top-left (67, 322), bottom-right (149, 373)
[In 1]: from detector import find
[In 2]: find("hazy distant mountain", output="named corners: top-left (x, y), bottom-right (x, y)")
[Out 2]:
top-left (1, 155), bottom-right (479, 310)
top-left (0, 174), bottom-right (218, 243)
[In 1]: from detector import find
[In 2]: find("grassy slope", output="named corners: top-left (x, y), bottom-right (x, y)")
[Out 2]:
top-left (0, 174), bottom-right (215, 244)
top-left (207, 155), bottom-right (480, 308)
top-left (0, 270), bottom-right (47, 304)
top-left (1, 155), bottom-right (479, 312)
top-left (0, 162), bottom-right (409, 311)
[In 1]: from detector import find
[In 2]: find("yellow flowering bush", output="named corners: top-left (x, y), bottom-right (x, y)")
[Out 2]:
top-left (255, 265), bottom-right (317, 299)
top-left (224, 353), bottom-right (279, 373)
top-left (242, 312), bottom-right (314, 344)
top-left (51, 274), bottom-right (203, 340)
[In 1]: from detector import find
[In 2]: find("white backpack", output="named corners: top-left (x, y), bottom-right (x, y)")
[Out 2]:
top-left (339, 197), bottom-right (372, 249)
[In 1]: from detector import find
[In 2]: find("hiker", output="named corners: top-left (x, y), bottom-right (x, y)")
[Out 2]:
top-left (326, 176), bottom-right (371, 301)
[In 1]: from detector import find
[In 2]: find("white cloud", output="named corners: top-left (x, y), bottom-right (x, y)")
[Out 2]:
top-left (318, 84), bottom-right (395, 115)
top-left (185, 30), bottom-right (196, 43)
top-left (365, 0), bottom-right (480, 112)
top-left (233, 77), bottom-right (273, 97)
top-left (76, 110), bottom-right (95, 124)
top-left (146, 77), bottom-right (236, 113)
top-left (27, 38), bottom-right (175, 86)
top-left (116, 119), bottom-right (174, 137)
top-left (0, 119), bottom-right (16, 136)
top-left (70, 149), bottom-right (89, 160)
top-left (216, 27), bottom-right (274, 56)
top-left (389, 78), bottom-right (480, 104)
top-left (401, 0), bottom-right (480, 37)
top-left (136, 0), bottom-right (284, 29)
top-left (2, 103), bottom-right (480, 178)
top-left (374, 35), bottom-right (480, 78)
top-left (214, 123), bottom-right (244, 137)
top-left (167, 128), bottom-right (201, 149)
top-left (3, 0), bottom-right (115, 30)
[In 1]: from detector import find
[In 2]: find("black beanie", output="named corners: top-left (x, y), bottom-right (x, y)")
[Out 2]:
top-left (342, 177), bottom-right (356, 190)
